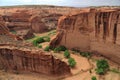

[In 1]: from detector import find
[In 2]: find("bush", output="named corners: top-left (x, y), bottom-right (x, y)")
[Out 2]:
top-left (43, 36), bottom-right (50, 42)
top-left (32, 36), bottom-right (51, 47)
top-left (96, 59), bottom-right (109, 75)
top-left (32, 40), bottom-right (38, 46)
top-left (38, 45), bottom-right (42, 48)
top-left (64, 50), bottom-right (70, 58)
top-left (68, 57), bottom-right (76, 68)
top-left (80, 52), bottom-right (91, 58)
top-left (54, 45), bottom-right (67, 53)
top-left (36, 37), bottom-right (45, 43)
top-left (44, 46), bottom-right (50, 51)
top-left (32, 37), bottom-right (44, 46)
top-left (59, 45), bottom-right (67, 51)
top-left (54, 47), bottom-right (61, 53)
top-left (91, 76), bottom-right (97, 80)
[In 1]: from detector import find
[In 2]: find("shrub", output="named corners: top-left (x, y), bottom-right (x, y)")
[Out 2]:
top-left (44, 46), bottom-right (50, 51)
top-left (54, 45), bottom-right (67, 53)
top-left (80, 52), bottom-right (91, 58)
top-left (43, 36), bottom-right (50, 42)
top-left (32, 40), bottom-right (38, 46)
top-left (59, 45), bottom-right (67, 51)
top-left (54, 47), bottom-right (61, 53)
top-left (72, 48), bottom-right (80, 53)
top-left (68, 57), bottom-right (76, 68)
top-left (96, 59), bottom-right (109, 75)
top-left (91, 76), bottom-right (97, 80)
top-left (64, 50), bottom-right (70, 58)
top-left (36, 37), bottom-right (45, 43)
top-left (38, 45), bottom-right (42, 48)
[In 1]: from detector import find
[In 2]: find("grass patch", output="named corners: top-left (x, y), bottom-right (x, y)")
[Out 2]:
top-left (110, 68), bottom-right (120, 74)
top-left (44, 46), bottom-right (50, 51)
top-left (47, 30), bottom-right (56, 36)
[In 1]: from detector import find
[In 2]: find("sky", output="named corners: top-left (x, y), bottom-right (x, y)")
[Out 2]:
top-left (0, 0), bottom-right (120, 7)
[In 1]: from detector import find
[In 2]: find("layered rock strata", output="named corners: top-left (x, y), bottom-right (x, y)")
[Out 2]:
top-left (0, 44), bottom-right (70, 75)
top-left (50, 8), bottom-right (120, 64)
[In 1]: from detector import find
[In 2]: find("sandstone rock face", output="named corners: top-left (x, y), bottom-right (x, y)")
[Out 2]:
top-left (30, 15), bottom-right (47, 33)
top-left (0, 6), bottom-right (87, 33)
top-left (16, 29), bottom-right (34, 39)
top-left (0, 27), bottom-right (70, 75)
top-left (0, 45), bottom-right (70, 75)
top-left (50, 7), bottom-right (120, 64)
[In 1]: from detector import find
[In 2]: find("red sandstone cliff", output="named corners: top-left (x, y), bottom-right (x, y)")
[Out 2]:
top-left (0, 34), bottom-right (70, 75)
top-left (50, 7), bottom-right (120, 64)
top-left (0, 6), bottom-right (82, 33)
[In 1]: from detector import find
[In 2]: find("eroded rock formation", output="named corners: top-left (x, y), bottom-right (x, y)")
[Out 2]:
top-left (0, 46), bottom-right (70, 75)
top-left (0, 6), bottom-right (89, 33)
top-left (0, 33), bottom-right (70, 75)
top-left (50, 7), bottom-right (120, 64)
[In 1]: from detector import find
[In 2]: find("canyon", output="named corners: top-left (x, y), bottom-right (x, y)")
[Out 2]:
top-left (0, 35), bottom-right (70, 75)
top-left (0, 5), bottom-right (120, 80)
top-left (50, 7), bottom-right (120, 64)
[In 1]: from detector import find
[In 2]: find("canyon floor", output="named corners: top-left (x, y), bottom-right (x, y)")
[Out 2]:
top-left (0, 30), bottom-right (120, 80)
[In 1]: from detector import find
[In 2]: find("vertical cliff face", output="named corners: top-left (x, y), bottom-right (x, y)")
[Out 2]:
top-left (0, 46), bottom-right (70, 75)
top-left (50, 8), bottom-right (120, 64)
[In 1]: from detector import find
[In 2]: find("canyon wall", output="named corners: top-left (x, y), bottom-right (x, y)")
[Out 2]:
top-left (0, 45), bottom-right (70, 75)
top-left (0, 6), bottom-right (80, 33)
top-left (50, 8), bottom-right (120, 64)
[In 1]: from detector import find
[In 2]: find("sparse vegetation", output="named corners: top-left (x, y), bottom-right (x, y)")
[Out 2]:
top-left (110, 68), bottom-right (120, 74)
top-left (42, 36), bottom-right (50, 42)
top-left (44, 46), bottom-right (50, 51)
top-left (32, 36), bottom-right (50, 47)
top-left (48, 30), bottom-right (56, 36)
top-left (80, 52), bottom-right (92, 58)
top-left (54, 45), bottom-right (67, 53)
top-left (96, 59), bottom-right (109, 75)
top-left (10, 30), bottom-right (17, 34)
top-left (32, 39), bottom-right (38, 46)
top-left (68, 57), bottom-right (76, 68)
top-left (91, 76), bottom-right (97, 80)
top-left (38, 45), bottom-right (42, 48)
top-left (64, 50), bottom-right (70, 58)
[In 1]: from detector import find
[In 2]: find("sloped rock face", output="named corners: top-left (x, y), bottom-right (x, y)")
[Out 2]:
top-left (16, 29), bottom-right (34, 39)
top-left (0, 45), bottom-right (70, 75)
top-left (50, 8), bottom-right (120, 64)
top-left (29, 15), bottom-right (47, 33)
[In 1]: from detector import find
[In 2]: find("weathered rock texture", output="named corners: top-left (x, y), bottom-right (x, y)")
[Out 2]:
top-left (0, 48), bottom-right (70, 75)
top-left (0, 44), bottom-right (70, 75)
top-left (0, 21), bottom-right (23, 40)
top-left (0, 6), bottom-right (82, 33)
top-left (50, 7), bottom-right (120, 64)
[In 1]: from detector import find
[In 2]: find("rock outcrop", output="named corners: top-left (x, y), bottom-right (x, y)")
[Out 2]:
top-left (0, 46), bottom-right (70, 75)
top-left (0, 34), bottom-right (70, 75)
top-left (0, 21), bottom-right (23, 40)
top-left (50, 7), bottom-right (120, 64)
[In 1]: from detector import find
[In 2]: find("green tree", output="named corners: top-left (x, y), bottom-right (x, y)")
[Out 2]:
top-left (68, 57), bottom-right (76, 68)
top-left (64, 50), bottom-right (70, 58)
top-left (96, 59), bottom-right (109, 75)
top-left (91, 76), bottom-right (97, 80)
